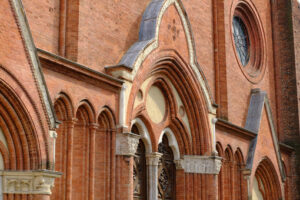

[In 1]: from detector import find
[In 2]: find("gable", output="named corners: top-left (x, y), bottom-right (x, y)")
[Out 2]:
top-left (106, 0), bottom-right (217, 115)
top-left (244, 89), bottom-right (285, 181)
top-left (0, 0), bottom-right (56, 130)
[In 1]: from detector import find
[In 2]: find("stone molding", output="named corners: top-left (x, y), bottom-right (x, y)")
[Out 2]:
top-left (1, 170), bottom-right (62, 195)
top-left (115, 132), bottom-right (140, 156)
top-left (183, 155), bottom-right (222, 174)
top-left (146, 153), bottom-right (162, 166)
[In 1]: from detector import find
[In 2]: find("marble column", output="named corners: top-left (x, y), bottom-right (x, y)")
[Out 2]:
top-left (146, 152), bottom-right (162, 200)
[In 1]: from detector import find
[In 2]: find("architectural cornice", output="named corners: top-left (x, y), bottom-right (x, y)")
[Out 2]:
top-left (37, 48), bottom-right (123, 91)
top-left (216, 118), bottom-right (257, 140)
top-left (279, 142), bottom-right (295, 154)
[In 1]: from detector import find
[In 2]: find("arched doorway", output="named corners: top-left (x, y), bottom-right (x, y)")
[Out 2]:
top-left (252, 158), bottom-right (282, 200)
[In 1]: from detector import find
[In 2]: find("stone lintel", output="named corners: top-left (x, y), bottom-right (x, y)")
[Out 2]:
top-left (116, 132), bottom-right (140, 156)
top-left (1, 170), bottom-right (62, 195)
top-left (183, 155), bottom-right (222, 174)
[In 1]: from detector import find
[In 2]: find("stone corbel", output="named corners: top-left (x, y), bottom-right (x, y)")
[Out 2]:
top-left (183, 155), bottom-right (222, 174)
top-left (115, 132), bottom-right (140, 156)
top-left (2, 170), bottom-right (62, 195)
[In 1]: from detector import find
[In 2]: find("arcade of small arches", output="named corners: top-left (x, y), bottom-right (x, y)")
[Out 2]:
top-left (0, 68), bottom-right (286, 200)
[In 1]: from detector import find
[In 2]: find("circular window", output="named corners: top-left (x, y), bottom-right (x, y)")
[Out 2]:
top-left (231, 1), bottom-right (266, 83)
top-left (232, 16), bottom-right (250, 66)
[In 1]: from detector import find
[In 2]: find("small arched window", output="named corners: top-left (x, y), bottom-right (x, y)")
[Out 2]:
top-left (132, 125), bottom-right (147, 200)
top-left (157, 135), bottom-right (176, 200)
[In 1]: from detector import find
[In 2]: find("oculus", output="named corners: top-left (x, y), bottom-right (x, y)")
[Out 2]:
top-left (231, 1), bottom-right (266, 83)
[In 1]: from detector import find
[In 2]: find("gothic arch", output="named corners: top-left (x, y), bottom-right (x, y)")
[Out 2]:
top-left (128, 52), bottom-right (212, 155)
top-left (234, 148), bottom-right (247, 200)
top-left (253, 157), bottom-right (283, 200)
top-left (51, 92), bottom-right (74, 200)
top-left (0, 81), bottom-right (42, 170)
top-left (224, 145), bottom-right (234, 200)
top-left (76, 100), bottom-right (96, 124)
top-left (107, 0), bottom-right (217, 155)
top-left (159, 128), bottom-right (180, 160)
top-left (131, 118), bottom-right (152, 154)
top-left (216, 142), bottom-right (224, 200)
top-left (95, 106), bottom-right (117, 199)
top-left (54, 92), bottom-right (74, 120)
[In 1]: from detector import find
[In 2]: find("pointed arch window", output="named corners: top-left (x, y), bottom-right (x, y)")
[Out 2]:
top-left (132, 125), bottom-right (147, 200)
top-left (157, 135), bottom-right (176, 200)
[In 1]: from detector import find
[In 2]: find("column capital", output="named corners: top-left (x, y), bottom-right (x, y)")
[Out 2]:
top-left (183, 155), bottom-right (222, 174)
top-left (115, 132), bottom-right (140, 156)
top-left (89, 123), bottom-right (99, 130)
top-left (146, 152), bottom-right (162, 166)
top-left (174, 159), bottom-right (184, 170)
top-left (1, 170), bottom-right (62, 195)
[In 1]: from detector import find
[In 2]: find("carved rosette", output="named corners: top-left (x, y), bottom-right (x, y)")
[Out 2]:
top-left (116, 132), bottom-right (141, 156)
top-left (183, 155), bottom-right (222, 174)
top-left (2, 170), bottom-right (62, 195)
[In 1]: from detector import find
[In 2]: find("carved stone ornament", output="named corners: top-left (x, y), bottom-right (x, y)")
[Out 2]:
top-left (146, 152), bottom-right (162, 166)
top-left (183, 155), bottom-right (222, 174)
top-left (116, 132), bottom-right (141, 156)
top-left (1, 170), bottom-right (62, 195)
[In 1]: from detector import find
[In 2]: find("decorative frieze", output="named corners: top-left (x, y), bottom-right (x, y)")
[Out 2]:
top-left (183, 155), bottom-right (222, 174)
top-left (116, 132), bottom-right (140, 156)
top-left (1, 170), bottom-right (62, 195)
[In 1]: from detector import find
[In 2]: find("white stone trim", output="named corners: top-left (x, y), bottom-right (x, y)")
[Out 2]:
top-left (1, 170), bottom-right (61, 195)
top-left (115, 132), bottom-right (140, 156)
top-left (183, 155), bottom-right (222, 174)
top-left (159, 128), bottom-right (180, 160)
top-left (130, 0), bottom-right (215, 114)
top-left (131, 118), bottom-right (153, 153)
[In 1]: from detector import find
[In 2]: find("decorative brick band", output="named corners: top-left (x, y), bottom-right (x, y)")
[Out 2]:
top-left (182, 155), bottom-right (222, 174)
top-left (1, 170), bottom-right (62, 195)
top-left (115, 132), bottom-right (140, 156)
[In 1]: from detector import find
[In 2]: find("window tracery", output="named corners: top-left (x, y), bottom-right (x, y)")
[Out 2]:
top-left (157, 135), bottom-right (175, 200)
top-left (132, 125), bottom-right (147, 200)
top-left (232, 16), bottom-right (250, 66)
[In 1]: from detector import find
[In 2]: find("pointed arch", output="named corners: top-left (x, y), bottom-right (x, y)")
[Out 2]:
top-left (224, 145), bottom-right (234, 200)
top-left (107, 0), bottom-right (215, 114)
top-left (54, 92), bottom-right (74, 121)
top-left (131, 118), bottom-right (152, 154)
top-left (216, 142), bottom-right (224, 200)
top-left (234, 148), bottom-right (247, 200)
top-left (76, 99), bottom-right (96, 125)
top-left (97, 106), bottom-right (116, 130)
top-left (0, 81), bottom-right (42, 170)
top-left (94, 106), bottom-right (117, 199)
top-left (51, 92), bottom-right (74, 200)
top-left (159, 128), bottom-right (180, 160)
top-left (225, 145), bottom-right (234, 161)
top-left (71, 100), bottom-right (96, 199)
top-left (253, 157), bottom-right (283, 200)
top-left (216, 142), bottom-right (224, 157)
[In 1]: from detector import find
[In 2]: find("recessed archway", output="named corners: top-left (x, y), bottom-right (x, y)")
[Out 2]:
top-left (252, 158), bottom-right (282, 200)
